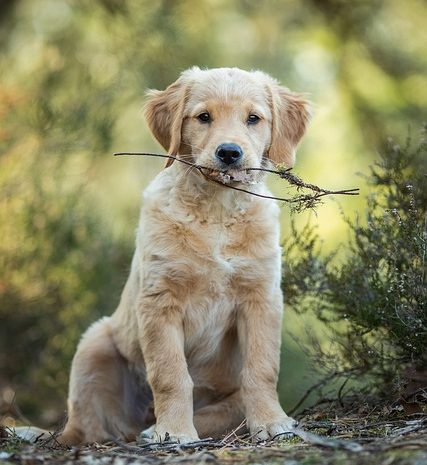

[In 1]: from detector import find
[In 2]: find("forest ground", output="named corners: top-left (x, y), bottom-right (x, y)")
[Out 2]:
top-left (1, 397), bottom-right (426, 465)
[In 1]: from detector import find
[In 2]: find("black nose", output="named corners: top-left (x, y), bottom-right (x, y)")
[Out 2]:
top-left (215, 143), bottom-right (243, 165)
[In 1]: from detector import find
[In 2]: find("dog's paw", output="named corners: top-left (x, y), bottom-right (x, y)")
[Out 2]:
top-left (139, 424), bottom-right (199, 444)
top-left (250, 416), bottom-right (298, 442)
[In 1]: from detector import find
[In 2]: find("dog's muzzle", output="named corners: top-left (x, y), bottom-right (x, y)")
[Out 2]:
top-left (215, 143), bottom-right (243, 166)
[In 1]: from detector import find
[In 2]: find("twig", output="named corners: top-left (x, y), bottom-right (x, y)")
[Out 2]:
top-left (220, 419), bottom-right (247, 444)
top-left (38, 429), bottom-right (65, 448)
top-left (389, 419), bottom-right (426, 437)
top-left (291, 427), bottom-right (364, 452)
top-left (135, 438), bottom-right (228, 453)
top-left (338, 377), bottom-right (351, 408)
top-left (113, 152), bottom-right (359, 209)
top-left (288, 371), bottom-right (351, 416)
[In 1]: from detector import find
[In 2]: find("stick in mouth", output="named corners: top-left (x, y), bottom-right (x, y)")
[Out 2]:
top-left (203, 168), bottom-right (259, 185)
top-left (113, 152), bottom-right (359, 212)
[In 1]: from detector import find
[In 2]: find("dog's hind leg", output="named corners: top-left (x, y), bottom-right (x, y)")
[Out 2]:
top-left (58, 317), bottom-right (151, 445)
top-left (193, 391), bottom-right (245, 439)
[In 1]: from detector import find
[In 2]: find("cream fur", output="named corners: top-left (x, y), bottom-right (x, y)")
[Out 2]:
top-left (51, 67), bottom-right (310, 445)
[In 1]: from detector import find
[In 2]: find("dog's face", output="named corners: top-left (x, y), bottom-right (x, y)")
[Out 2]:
top-left (180, 69), bottom-right (273, 173)
top-left (144, 67), bottom-right (310, 176)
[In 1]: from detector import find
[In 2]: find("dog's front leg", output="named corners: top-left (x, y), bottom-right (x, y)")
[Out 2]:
top-left (138, 302), bottom-right (199, 443)
top-left (238, 290), bottom-right (296, 441)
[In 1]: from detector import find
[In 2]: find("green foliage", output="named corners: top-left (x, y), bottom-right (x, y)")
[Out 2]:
top-left (283, 129), bottom-right (427, 395)
top-left (0, 0), bottom-right (426, 424)
top-left (0, 150), bottom-right (132, 422)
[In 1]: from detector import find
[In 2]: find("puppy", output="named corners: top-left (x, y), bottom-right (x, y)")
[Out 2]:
top-left (24, 67), bottom-right (310, 445)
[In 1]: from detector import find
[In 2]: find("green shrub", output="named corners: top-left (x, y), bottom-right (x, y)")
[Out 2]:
top-left (0, 151), bottom-right (132, 424)
top-left (283, 128), bottom-right (427, 397)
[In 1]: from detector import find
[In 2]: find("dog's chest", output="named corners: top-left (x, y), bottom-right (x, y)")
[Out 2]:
top-left (187, 218), bottom-right (258, 278)
top-left (181, 224), bottom-right (240, 361)
top-left (150, 204), bottom-right (279, 299)
top-left (141, 198), bottom-right (280, 363)
top-left (175, 218), bottom-right (272, 346)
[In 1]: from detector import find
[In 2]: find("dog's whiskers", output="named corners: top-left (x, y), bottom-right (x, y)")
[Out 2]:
top-left (177, 163), bottom-right (198, 184)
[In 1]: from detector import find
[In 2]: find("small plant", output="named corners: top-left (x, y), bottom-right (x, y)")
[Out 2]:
top-left (283, 127), bottom-right (427, 398)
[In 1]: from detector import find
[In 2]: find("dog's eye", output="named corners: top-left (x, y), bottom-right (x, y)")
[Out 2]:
top-left (197, 112), bottom-right (211, 123)
top-left (247, 114), bottom-right (260, 125)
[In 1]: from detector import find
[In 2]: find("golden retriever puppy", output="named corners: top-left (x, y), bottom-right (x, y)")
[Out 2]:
top-left (30, 67), bottom-right (310, 445)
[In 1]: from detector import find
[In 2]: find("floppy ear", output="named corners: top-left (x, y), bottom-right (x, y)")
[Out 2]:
top-left (144, 77), bottom-right (189, 167)
top-left (268, 85), bottom-right (311, 168)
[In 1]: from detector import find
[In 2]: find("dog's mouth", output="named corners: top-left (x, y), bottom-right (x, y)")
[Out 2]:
top-left (203, 168), bottom-right (259, 185)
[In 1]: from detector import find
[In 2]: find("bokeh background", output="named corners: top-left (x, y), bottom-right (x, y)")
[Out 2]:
top-left (1, 0), bottom-right (426, 428)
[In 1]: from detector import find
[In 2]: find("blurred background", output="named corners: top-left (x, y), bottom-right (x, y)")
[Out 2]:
top-left (0, 0), bottom-right (426, 428)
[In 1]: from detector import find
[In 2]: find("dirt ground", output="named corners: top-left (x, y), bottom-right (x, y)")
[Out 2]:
top-left (1, 398), bottom-right (426, 465)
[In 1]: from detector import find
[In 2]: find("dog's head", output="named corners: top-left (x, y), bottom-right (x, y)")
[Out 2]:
top-left (144, 67), bottom-right (310, 175)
